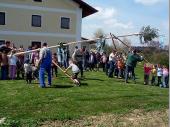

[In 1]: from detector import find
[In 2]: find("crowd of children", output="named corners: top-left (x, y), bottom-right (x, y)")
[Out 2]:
top-left (144, 63), bottom-right (169, 88)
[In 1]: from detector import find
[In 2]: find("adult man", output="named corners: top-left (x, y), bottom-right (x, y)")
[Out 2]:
top-left (125, 49), bottom-right (143, 83)
top-left (83, 48), bottom-right (89, 71)
top-left (38, 43), bottom-right (52, 88)
top-left (0, 41), bottom-right (11, 80)
top-left (72, 47), bottom-right (83, 78)
top-left (108, 50), bottom-right (117, 77)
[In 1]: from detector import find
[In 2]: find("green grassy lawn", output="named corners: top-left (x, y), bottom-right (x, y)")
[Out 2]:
top-left (0, 65), bottom-right (168, 126)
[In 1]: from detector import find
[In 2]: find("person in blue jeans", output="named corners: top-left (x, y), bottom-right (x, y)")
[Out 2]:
top-left (108, 60), bottom-right (115, 78)
top-left (38, 43), bottom-right (52, 88)
top-left (125, 49), bottom-right (143, 83)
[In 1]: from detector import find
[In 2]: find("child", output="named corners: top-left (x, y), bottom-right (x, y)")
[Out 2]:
top-left (32, 65), bottom-right (38, 80)
top-left (51, 53), bottom-right (58, 77)
top-left (89, 51), bottom-right (95, 71)
top-left (157, 64), bottom-right (163, 87)
top-left (162, 66), bottom-right (169, 88)
top-left (8, 50), bottom-right (18, 80)
top-left (151, 64), bottom-right (157, 85)
top-left (64, 59), bottom-right (80, 86)
top-left (101, 52), bottom-right (107, 72)
top-left (117, 57), bottom-right (124, 78)
top-left (144, 63), bottom-right (152, 85)
top-left (24, 59), bottom-right (32, 84)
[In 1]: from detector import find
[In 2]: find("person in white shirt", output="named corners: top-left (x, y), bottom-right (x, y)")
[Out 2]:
top-left (108, 50), bottom-right (117, 78)
top-left (64, 59), bottom-right (80, 86)
top-left (8, 50), bottom-right (18, 80)
top-left (157, 64), bottom-right (163, 86)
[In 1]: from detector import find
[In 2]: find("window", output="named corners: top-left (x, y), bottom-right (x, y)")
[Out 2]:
top-left (61, 17), bottom-right (70, 29)
top-left (32, 41), bottom-right (41, 48)
top-left (33, 0), bottom-right (42, 2)
top-left (0, 40), bottom-right (5, 45)
top-left (0, 12), bottom-right (5, 25)
top-left (32, 15), bottom-right (41, 27)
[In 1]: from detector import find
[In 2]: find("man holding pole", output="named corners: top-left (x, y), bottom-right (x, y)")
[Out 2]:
top-left (125, 49), bottom-right (143, 83)
top-left (38, 43), bottom-right (52, 88)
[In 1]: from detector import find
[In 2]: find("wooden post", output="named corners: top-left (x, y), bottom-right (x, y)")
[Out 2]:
top-left (111, 33), bottom-right (150, 63)
top-left (110, 33), bottom-right (117, 50)
top-left (52, 60), bottom-right (75, 83)
top-left (12, 33), bottom-right (142, 56)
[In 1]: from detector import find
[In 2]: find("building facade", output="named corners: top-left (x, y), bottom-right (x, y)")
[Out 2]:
top-left (0, 0), bottom-right (97, 51)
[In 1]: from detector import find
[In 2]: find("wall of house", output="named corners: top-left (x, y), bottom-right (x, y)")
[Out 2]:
top-left (0, 0), bottom-right (78, 10)
top-left (0, 0), bottom-right (82, 53)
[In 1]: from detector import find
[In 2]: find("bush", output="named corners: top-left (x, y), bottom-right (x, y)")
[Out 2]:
top-left (142, 49), bottom-right (169, 67)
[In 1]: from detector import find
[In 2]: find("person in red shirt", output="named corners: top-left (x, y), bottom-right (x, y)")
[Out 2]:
top-left (144, 63), bottom-right (152, 85)
top-left (117, 57), bottom-right (125, 78)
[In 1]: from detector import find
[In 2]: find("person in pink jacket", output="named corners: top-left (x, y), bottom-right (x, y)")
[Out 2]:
top-left (162, 66), bottom-right (169, 88)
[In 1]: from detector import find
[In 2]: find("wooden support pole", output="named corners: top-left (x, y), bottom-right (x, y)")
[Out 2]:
top-left (12, 33), bottom-right (142, 56)
top-left (110, 33), bottom-right (117, 50)
top-left (52, 60), bottom-right (75, 83)
top-left (111, 34), bottom-right (130, 48)
top-left (111, 33), bottom-right (150, 63)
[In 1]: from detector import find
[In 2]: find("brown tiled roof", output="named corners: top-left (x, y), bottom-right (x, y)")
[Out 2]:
top-left (72, 0), bottom-right (98, 18)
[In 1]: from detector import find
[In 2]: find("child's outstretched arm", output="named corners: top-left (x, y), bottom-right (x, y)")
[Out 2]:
top-left (64, 65), bottom-right (71, 73)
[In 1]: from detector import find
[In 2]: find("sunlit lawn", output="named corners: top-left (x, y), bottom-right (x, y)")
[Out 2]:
top-left (0, 65), bottom-right (168, 126)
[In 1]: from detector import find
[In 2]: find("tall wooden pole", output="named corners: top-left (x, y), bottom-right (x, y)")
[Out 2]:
top-left (52, 60), bottom-right (75, 83)
top-left (111, 33), bottom-right (149, 63)
top-left (110, 33), bottom-right (117, 50)
top-left (12, 33), bottom-right (142, 56)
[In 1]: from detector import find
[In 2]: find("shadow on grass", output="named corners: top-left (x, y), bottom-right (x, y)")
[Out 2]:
top-left (83, 78), bottom-right (104, 81)
top-left (44, 82), bottom-right (88, 89)
top-left (80, 83), bottom-right (88, 86)
top-left (49, 84), bottom-right (74, 89)
top-left (32, 82), bottom-right (40, 85)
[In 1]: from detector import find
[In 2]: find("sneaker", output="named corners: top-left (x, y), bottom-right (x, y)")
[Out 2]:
top-left (46, 84), bottom-right (51, 87)
top-left (39, 85), bottom-right (46, 88)
top-left (125, 81), bottom-right (129, 83)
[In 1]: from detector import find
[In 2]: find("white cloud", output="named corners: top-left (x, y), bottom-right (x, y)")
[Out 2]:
top-left (88, 6), bottom-right (117, 19)
top-left (86, 6), bottom-right (134, 30)
top-left (104, 19), bottom-right (134, 29)
top-left (134, 0), bottom-right (163, 5)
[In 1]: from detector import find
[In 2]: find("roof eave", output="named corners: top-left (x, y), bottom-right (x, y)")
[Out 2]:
top-left (72, 0), bottom-right (98, 18)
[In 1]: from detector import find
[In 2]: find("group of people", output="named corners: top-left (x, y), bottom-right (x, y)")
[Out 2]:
top-left (144, 63), bottom-right (169, 88)
top-left (103, 49), bottom-right (169, 88)
top-left (0, 41), bottom-right (47, 86)
top-left (0, 41), bottom-right (84, 87)
top-left (0, 41), bottom-right (169, 88)
top-left (104, 49), bottom-right (143, 83)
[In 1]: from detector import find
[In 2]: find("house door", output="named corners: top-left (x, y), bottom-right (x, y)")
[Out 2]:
top-left (32, 41), bottom-right (41, 48)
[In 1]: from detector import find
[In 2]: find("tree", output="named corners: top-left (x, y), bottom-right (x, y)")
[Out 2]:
top-left (111, 37), bottom-right (131, 53)
top-left (94, 28), bottom-right (105, 38)
top-left (139, 25), bottom-right (159, 44)
top-left (148, 41), bottom-right (161, 49)
top-left (103, 44), bottom-right (114, 55)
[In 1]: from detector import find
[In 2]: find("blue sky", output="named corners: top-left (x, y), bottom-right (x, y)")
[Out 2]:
top-left (82, 0), bottom-right (169, 46)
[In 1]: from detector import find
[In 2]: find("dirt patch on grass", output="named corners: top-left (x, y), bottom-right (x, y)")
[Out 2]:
top-left (40, 109), bottom-right (168, 127)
